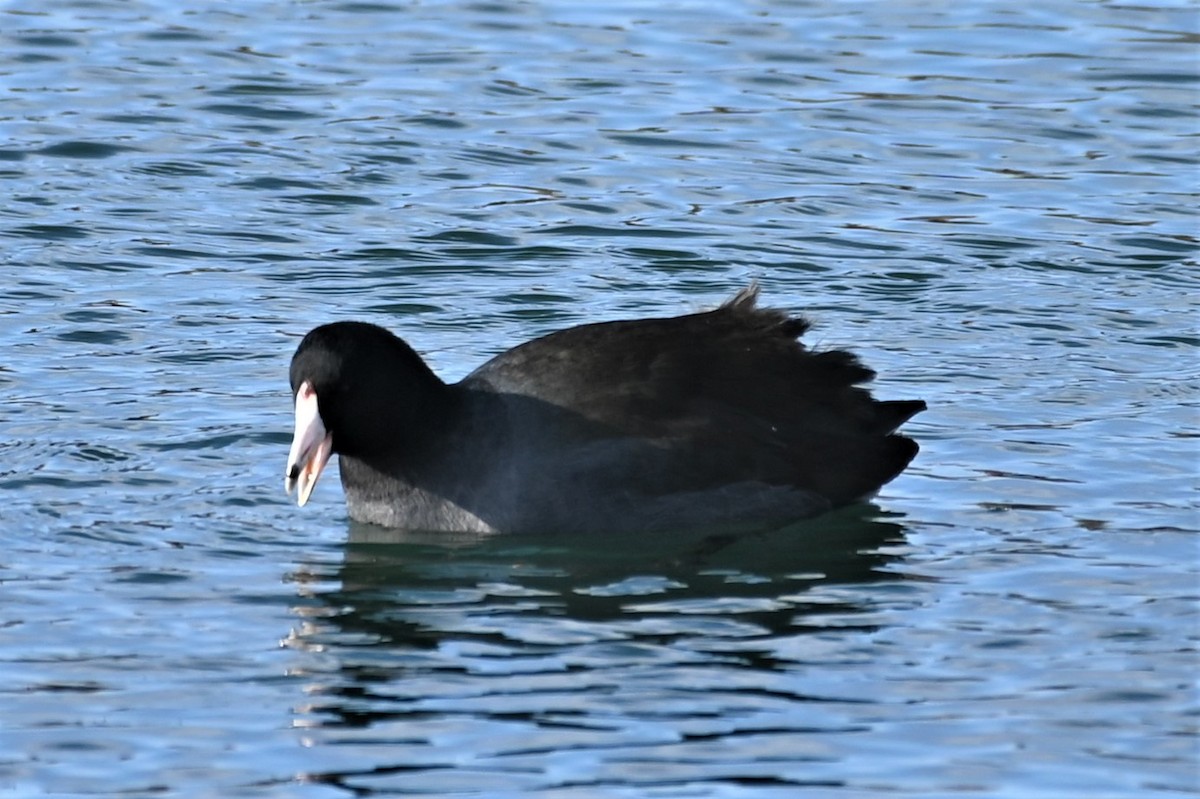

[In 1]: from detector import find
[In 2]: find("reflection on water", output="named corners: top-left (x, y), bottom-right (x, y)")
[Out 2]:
top-left (284, 511), bottom-right (913, 793)
top-left (314, 508), bottom-right (908, 640)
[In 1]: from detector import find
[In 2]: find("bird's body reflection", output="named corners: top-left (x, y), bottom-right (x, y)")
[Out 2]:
top-left (284, 510), bottom-right (917, 799)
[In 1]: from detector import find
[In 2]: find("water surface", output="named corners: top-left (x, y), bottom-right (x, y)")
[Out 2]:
top-left (1, 1), bottom-right (1197, 797)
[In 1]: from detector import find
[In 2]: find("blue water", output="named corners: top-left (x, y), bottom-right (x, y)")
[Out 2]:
top-left (1, 1), bottom-right (1197, 797)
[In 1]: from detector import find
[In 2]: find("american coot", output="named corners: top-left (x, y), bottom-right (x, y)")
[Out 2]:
top-left (286, 285), bottom-right (925, 534)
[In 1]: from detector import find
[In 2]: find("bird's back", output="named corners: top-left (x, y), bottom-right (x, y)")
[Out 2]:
top-left (459, 285), bottom-right (925, 527)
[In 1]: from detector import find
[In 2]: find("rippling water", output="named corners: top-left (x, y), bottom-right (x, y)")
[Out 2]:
top-left (2, 1), bottom-right (1197, 797)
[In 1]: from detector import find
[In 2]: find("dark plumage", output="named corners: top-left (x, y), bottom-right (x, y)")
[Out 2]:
top-left (285, 285), bottom-right (925, 534)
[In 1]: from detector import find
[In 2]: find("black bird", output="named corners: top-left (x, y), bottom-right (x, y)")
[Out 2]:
top-left (285, 285), bottom-right (925, 534)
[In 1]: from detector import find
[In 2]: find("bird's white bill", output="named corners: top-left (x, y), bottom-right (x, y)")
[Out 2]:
top-left (285, 380), bottom-right (333, 507)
